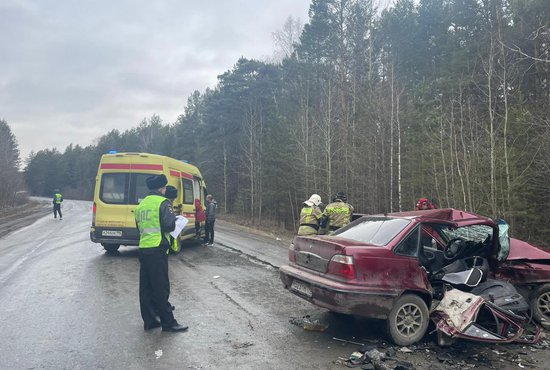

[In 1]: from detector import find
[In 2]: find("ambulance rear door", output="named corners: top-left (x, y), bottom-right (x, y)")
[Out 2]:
top-left (96, 171), bottom-right (131, 232)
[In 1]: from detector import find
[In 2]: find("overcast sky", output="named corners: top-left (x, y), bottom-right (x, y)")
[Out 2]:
top-left (1, 0), bottom-right (311, 163)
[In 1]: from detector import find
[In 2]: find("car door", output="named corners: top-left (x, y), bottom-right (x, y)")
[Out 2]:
top-left (390, 226), bottom-right (432, 293)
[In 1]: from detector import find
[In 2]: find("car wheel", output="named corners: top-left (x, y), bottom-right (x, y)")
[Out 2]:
top-left (102, 243), bottom-right (120, 254)
top-left (531, 284), bottom-right (550, 329)
top-left (387, 294), bottom-right (429, 346)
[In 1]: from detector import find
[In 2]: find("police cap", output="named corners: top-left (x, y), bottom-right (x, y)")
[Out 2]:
top-left (146, 174), bottom-right (168, 190)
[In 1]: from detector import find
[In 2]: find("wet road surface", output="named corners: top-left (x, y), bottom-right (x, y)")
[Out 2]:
top-left (2, 200), bottom-right (550, 369)
top-left (0, 200), bottom-right (371, 369)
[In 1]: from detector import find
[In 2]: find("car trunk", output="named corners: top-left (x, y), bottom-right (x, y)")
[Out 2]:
top-left (293, 236), bottom-right (368, 273)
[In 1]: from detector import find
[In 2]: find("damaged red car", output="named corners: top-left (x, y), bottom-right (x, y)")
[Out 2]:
top-left (279, 208), bottom-right (550, 345)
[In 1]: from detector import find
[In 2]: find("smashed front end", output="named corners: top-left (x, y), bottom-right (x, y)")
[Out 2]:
top-left (431, 289), bottom-right (540, 346)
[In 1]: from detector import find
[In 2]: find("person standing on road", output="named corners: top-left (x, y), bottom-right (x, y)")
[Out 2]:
top-left (135, 175), bottom-right (188, 333)
top-left (297, 194), bottom-right (323, 236)
top-left (194, 198), bottom-right (206, 239)
top-left (320, 192), bottom-right (354, 233)
top-left (203, 194), bottom-right (217, 246)
top-left (53, 189), bottom-right (63, 220)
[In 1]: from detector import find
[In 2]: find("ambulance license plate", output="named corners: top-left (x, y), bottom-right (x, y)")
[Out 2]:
top-left (291, 281), bottom-right (312, 298)
top-left (102, 230), bottom-right (122, 237)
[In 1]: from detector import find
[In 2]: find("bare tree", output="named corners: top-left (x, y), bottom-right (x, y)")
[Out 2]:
top-left (272, 16), bottom-right (303, 63)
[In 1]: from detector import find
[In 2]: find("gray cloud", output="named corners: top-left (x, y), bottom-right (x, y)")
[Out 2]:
top-left (1, 0), bottom-right (310, 162)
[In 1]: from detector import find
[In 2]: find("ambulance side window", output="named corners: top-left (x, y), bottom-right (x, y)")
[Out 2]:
top-left (100, 173), bottom-right (128, 204)
top-left (193, 177), bottom-right (201, 201)
top-left (132, 174), bottom-right (151, 204)
top-left (182, 178), bottom-right (193, 204)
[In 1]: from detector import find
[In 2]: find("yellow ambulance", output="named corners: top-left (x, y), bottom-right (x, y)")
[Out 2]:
top-left (90, 152), bottom-right (206, 253)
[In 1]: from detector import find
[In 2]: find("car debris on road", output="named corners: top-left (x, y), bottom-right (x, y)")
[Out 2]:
top-left (335, 338), bottom-right (550, 369)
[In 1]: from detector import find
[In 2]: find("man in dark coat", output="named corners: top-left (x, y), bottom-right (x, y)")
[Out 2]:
top-left (135, 175), bottom-right (187, 332)
top-left (203, 194), bottom-right (217, 246)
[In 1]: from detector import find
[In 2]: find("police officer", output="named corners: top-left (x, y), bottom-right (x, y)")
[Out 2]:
top-left (53, 189), bottom-right (63, 220)
top-left (135, 175), bottom-right (187, 332)
top-left (321, 191), bottom-right (354, 233)
top-left (297, 194), bottom-right (323, 236)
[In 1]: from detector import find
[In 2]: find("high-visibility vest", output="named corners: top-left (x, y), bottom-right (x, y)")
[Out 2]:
top-left (135, 195), bottom-right (170, 248)
top-left (299, 206), bottom-right (321, 226)
top-left (55, 193), bottom-right (63, 204)
top-left (298, 206), bottom-right (322, 235)
top-left (324, 201), bottom-right (353, 228)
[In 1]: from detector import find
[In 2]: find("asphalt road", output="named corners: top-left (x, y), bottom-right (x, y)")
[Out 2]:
top-left (1, 199), bottom-right (549, 369)
top-left (0, 199), bottom-right (367, 369)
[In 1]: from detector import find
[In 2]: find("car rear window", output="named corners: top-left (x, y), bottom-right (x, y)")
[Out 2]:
top-left (333, 217), bottom-right (411, 246)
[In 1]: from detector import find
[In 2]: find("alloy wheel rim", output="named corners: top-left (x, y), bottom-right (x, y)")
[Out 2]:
top-left (395, 303), bottom-right (424, 338)
top-left (538, 292), bottom-right (550, 316)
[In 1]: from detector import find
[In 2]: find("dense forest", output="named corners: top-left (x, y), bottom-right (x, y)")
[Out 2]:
top-left (0, 119), bottom-right (24, 207)
top-left (15, 0), bottom-right (550, 246)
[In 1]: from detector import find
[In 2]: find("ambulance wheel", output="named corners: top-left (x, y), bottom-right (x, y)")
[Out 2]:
top-left (531, 283), bottom-right (550, 329)
top-left (102, 243), bottom-right (120, 254)
top-left (387, 294), bottom-right (429, 346)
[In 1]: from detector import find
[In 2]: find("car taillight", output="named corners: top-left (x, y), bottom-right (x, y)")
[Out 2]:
top-left (288, 243), bottom-right (296, 263)
top-left (328, 255), bottom-right (355, 280)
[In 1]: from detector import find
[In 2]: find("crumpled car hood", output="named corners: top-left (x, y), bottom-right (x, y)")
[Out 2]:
top-left (507, 238), bottom-right (550, 261)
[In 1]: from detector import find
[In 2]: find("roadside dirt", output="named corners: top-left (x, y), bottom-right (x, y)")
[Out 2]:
top-left (0, 199), bottom-right (51, 238)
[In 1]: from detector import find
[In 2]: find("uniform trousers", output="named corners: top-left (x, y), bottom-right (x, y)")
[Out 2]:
top-left (53, 204), bottom-right (62, 218)
top-left (138, 248), bottom-right (176, 328)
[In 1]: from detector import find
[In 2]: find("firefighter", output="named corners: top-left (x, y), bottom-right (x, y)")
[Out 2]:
top-left (320, 192), bottom-right (354, 233)
top-left (52, 189), bottom-right (63, 220)
top-left (416, 197), bottom-right (437, 210)
top-left (297, 194), bottom-right (323, 236)
top-left (135, 175), bottom-right (187, 333)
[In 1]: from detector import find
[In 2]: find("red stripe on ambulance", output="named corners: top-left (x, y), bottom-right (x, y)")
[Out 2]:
top-left (100, 163), bottom-right (163, 171)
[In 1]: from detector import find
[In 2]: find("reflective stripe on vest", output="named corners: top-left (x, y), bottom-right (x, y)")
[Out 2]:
top-left (324, 203), bottom-right (352, 228)
top-left (55, 193), bottom-right (62, 204)
top-left (135, 195), bottom-right (169, 248)
top-left (300, 206), bottom-right (320, 226)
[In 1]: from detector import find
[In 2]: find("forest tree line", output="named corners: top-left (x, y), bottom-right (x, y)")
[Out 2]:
top-left (17, 0), bottom-right (550, 247)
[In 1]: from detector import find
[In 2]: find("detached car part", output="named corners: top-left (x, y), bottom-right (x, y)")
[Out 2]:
top-left (431, 289), bottom-right (540, 345)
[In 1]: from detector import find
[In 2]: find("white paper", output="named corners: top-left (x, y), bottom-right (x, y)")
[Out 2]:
top-left (170, 215), bottom-right (188, 238)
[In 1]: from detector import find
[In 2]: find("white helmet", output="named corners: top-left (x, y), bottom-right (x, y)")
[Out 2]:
top-left (304, 194), bottom-right (322, 207)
